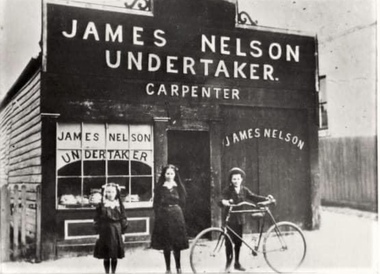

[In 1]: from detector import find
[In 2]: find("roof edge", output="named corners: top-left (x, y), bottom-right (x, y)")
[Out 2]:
top-left (0, 53), bottom-right (42, 111)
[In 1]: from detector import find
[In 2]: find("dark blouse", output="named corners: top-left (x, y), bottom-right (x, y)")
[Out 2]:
top-left (220, 185), bottom-right (267, 225)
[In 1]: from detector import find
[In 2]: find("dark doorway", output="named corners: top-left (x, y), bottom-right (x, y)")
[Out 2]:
top-left (168, 130), bottom-right (211, 237)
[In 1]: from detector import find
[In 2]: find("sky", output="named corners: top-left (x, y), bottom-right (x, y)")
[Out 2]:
top-left (0, 0), bottom-right (41, 101)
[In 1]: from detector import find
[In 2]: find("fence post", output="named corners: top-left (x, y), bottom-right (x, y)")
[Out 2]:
top-left (21, 185), bottom-right (27, 256)
top-left (13, 185), bottom-right (20, 260)
top-left (0, 184), bottom-right (10, 263)
top-left (35, 185), bottom-right (42, 262)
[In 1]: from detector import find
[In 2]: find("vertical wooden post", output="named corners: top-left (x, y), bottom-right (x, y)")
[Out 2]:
top-left (209, 120), bottom-right (222, 228)
top-left (153, 117), bottom-right (169, 181)
top-left (21, 185), bottom-right (27, 256)
top-left (35, 185), bottom-right (42, 262)
top-left (0, 184), bottom-right (10, 263)
top-left (308, 96), bottom-right (321, 230)
top-left (13, 185), bottom-right (20, 259)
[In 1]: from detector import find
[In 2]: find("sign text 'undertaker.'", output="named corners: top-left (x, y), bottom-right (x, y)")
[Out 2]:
top-left (61, 20), bottom-right (302, 99)
top-left (62, 21), bottom-right (300, 80)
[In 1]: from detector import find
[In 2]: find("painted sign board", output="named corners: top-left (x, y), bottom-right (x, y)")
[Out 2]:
top-left (43, 0), bottom-right (318, 101)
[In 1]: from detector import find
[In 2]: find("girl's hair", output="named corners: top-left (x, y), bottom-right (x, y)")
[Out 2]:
top-left (155, 164), bottom-right (187, 207)
top-left (101, 182), bottom-right (126, 214)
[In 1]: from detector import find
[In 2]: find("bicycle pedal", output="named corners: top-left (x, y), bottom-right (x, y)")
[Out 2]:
top-left (251, 250), bottom-right (258, 256)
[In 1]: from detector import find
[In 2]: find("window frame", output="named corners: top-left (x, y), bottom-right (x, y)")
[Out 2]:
top-left (56, 122), bottom-right (154, 210)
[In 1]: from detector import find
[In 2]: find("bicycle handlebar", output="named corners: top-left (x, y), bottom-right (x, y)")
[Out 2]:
top-left (228, 198), bottom-right (276, 208)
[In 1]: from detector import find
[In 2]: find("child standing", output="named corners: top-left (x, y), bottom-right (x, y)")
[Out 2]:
top-left (220, 167), bottom-right (271, 272)
top-left (151, 165), bottom-right (189, 274)
top-left (94, 183), bottom-right (128, 274)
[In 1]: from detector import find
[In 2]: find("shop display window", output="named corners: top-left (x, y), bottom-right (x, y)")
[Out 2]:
top-left (57, 123), bottom-right (154, 209)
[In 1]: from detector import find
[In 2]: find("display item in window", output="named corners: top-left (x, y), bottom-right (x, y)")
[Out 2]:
top-left (124, 194), bottom-right (140, 202)
top-left (59, 194), bottom-right (78, 205)
top-left (151, 164), bottom-right (189, 274)
top-left (90, 189), bottom-right (103, 205)
top-left (93, 182), bottom-right (129, 274)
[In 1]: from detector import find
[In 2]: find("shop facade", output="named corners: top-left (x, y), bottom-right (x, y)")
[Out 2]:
top-left (1, 0), bottom-right (320, 260)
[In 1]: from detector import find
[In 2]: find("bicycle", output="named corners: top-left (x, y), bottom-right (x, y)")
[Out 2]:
top-left (189, 197), bottom-right (307, 273)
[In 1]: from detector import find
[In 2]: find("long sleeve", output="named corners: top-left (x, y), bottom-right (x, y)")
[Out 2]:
top-left (153, 187), bottom-right (161, 211)
top-left (120, 213), bottom-right (128, 233)
top-left (93, 205), bottom-right (102, 234)
top-left (244, 187), bottom-right (267, 203)
top-left (219, 186), bottom-right (232, 207)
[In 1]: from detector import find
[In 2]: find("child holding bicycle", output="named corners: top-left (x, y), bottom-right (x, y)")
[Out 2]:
top-left (220, 167), bottom-right (271, 272)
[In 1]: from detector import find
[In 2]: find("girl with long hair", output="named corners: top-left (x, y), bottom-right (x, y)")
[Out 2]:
top-left (151, 164), bottom-right (189, 274)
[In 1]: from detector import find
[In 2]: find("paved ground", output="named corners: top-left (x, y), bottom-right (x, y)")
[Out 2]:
top-left (1, 206), bottom-right (378, 274)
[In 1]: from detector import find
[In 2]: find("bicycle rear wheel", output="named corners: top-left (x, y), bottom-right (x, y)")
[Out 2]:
top-left (190, 227), bottom-right (233, 273)
top-left (263, 221), bottom-right (306, 273)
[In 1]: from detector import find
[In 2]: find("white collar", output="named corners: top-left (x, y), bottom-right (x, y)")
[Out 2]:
top-left (163, 181), bottom-right (177, 189)
top-left (104, 199), bottom-right (119, 209)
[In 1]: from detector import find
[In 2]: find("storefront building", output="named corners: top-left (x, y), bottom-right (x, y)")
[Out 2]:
top-left (0, 0), bottom-right (320, 260)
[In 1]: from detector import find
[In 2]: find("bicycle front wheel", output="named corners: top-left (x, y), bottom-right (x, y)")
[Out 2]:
top-left (263, 221), bottom-right (307, 273)
top-left (190, 227), bottom-right (233, 274)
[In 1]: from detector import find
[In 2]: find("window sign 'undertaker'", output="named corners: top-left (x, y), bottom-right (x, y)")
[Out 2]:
top-left (56, 123), bottom-right (153, 170)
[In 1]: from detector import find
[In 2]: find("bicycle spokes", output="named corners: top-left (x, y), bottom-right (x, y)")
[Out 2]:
top-left (190, 228), bottom-right (232, 273)
top-left (263, 222), bottom-right (307, 273)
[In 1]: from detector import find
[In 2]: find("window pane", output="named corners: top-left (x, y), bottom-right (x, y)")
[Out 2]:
top-left (130, 155), bottom-right (152, 175)
top-left (108, 177), bottom-right (129, 189)
top-left (83, 150), bottom-right (106, 175)
top-left (107, 125), bottom-right (129, 149)
top-left (57, 150), bottom-right (81, 176)
top-left (57, 123), bottom-right (81, 149)
top-left (108, 160), bottom-right (129, 175)
top-left (131, 177), bottom-right (153, 202)
top-left (130, 125), bottom-right (153, 149)
top-left (84, 177), bottom-right (106, 207)
top-left (83, 124), bottom-right (106, 148)
top-left (58, 178), bottom-right (82, 209)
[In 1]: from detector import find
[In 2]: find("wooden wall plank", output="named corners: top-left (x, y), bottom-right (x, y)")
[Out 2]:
top-left (9, 157), bottom-right (41, 172)
top-left (10, 123), bottom-right (42, 147)
top-left (320, 136), bottom-right (377, 210)
top-left (9, 136), bottom-right (41, 158)
top-left (10, 148), bottom-right (41, 166)
top-left (9, 166), bottom-right (42, 177)
top-left (9, 175), bottom-right (42, 183)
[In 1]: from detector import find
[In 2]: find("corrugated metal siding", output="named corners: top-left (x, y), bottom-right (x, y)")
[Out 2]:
top-left (0, 70), bottom-right (42, 186)
top-left (319, 136), bottom-right (377, 211)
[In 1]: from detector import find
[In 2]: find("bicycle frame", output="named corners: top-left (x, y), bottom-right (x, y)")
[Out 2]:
top-left (190, 199), bottom-right (307, 274)
top-left (222, 201), bottom-right (280, 254)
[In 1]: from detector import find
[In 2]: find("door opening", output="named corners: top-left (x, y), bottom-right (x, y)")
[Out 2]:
top-left (168, 130), bottom-right (211, 237)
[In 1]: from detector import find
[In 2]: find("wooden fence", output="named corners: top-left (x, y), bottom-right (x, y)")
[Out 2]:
top-left (319, 136), bottom-right (377, 211)
top-left (0, 183), bottom-right (41, 262)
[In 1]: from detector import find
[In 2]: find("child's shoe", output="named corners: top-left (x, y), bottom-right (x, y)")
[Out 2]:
top-left (234, 263), bottom-right (246, 271)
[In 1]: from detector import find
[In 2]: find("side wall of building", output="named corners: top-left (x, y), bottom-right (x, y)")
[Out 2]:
top-left (0, 70), bottom-right (42, 187)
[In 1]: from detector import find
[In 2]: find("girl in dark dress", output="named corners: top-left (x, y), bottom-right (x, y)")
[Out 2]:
top-left (94, 183), bottom-right (128, 274)
top-left (151, 165), bottom-right (189, 274)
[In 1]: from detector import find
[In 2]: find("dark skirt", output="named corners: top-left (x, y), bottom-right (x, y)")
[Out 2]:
top-left (151, 205), bottom-right (189, 250)
top-left (94, 221), bottom-right (125, 259)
